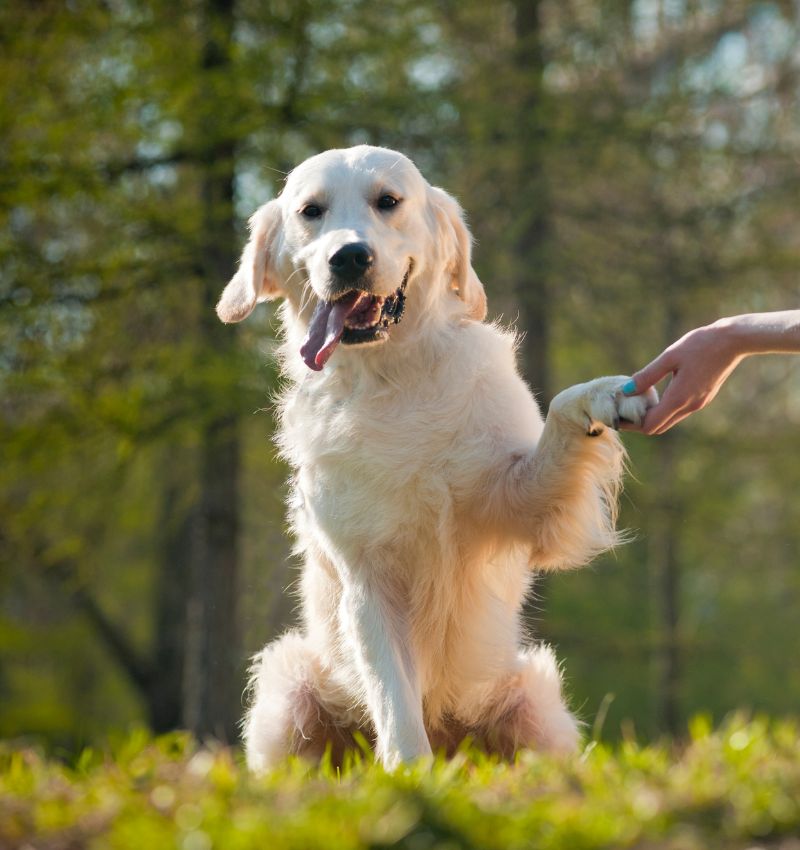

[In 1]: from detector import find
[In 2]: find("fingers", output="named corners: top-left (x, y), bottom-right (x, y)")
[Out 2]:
top-left (620, 347), bottom-right (684, 434)
top-left (621, 325), bottom-right (737, 434)
top-left (623, 350), bottom-right (678, 396)
top-left (637, 385), bottom-right (710, 434)
top-left (624, 379), bottom-right (688, 434)
top-left (639, 404), bottom-right (690, 435)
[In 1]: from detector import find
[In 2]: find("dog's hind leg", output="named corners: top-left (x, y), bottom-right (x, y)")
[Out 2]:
top-left (243, 629), bottom-right (363, 772)
top-left (463, 644), bottom-right (580, 758)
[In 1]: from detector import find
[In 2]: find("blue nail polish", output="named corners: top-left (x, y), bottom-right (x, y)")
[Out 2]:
top-left (621, 379), bottom-right (636, 396)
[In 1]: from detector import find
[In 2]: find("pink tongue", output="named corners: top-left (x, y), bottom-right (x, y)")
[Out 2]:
top-left (300, 291), bottom-right (366, 371)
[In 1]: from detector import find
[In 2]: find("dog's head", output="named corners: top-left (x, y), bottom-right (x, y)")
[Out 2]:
top-left (216, 145), bottom-right (487, 371)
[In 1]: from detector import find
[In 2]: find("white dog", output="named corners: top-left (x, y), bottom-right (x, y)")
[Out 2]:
top-left (217, 145), bottom-right (657, 770)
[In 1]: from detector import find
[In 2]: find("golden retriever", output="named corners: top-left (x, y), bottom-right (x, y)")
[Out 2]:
top-left (217, 145), bottom-right (657, 770)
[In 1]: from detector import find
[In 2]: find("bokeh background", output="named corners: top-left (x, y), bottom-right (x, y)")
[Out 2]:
top-left (2, 0), bottom-right (799, 754)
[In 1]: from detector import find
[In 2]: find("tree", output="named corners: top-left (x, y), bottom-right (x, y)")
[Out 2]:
top-left (2, 0), bottom-right (800, 749)
top-left (0, 0), bottom-right (460, 745)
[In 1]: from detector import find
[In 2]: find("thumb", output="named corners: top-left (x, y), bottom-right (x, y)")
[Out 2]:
top-left (624, 350), bottom-right (677, 395)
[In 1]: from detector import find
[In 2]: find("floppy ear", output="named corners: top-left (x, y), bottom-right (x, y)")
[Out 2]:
top-left (216, 200), bottom-right (283, 323)
top-left (429, 186), bottom-right (487, 322)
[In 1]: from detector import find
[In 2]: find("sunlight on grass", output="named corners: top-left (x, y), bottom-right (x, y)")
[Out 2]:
top-left (2, 715), bottom-right (799, 849)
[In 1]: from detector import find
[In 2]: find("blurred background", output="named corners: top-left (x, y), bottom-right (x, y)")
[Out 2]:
top-left (1, 0), bottom-right (799, 754)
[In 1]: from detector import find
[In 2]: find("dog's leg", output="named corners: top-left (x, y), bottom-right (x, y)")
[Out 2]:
top-left (461, 644), bottom-right (580, 757)
top-left (488, 376), bottom-right (657, 569)
top-left (339, 579), bottom-right (432, 768)
top-left (243, 630), bottom-right (359, 772)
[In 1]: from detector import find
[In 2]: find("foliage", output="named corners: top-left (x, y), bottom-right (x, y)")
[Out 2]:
top-left (1, 0), bottom-right (800, 750)
top-left (2, 717), bottom-right (800, 850)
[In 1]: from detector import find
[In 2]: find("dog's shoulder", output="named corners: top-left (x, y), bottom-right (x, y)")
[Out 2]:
top-left (449, 319), bottom-right (543, 433)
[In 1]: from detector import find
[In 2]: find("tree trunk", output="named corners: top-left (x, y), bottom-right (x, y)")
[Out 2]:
top-left (510, 0), bottom-right (557, 632)
top-left (148, 477), bottom-right (192, 732)
top-left (182, 0), bottom-right (241, 742)
top-left (511, 0), bottom-right (551, 404)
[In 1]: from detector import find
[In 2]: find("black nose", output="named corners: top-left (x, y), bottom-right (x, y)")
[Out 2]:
top-left (328, 242), bottom-right (374, 281)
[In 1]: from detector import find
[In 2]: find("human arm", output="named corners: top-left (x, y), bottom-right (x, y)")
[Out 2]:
top-left (622, 310), bottom-right (800, 435)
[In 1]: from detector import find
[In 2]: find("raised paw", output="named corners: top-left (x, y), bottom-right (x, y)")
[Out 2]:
top-left (549, 375), bottom-right (658, 437)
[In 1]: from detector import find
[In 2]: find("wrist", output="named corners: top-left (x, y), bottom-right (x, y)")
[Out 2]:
top-left (710, 314), bottom-right (770, 357)
top-left (701, 316), bottom-right (748, 359)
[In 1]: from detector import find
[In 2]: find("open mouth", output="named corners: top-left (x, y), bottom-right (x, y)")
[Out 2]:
top-left (300, 264), bottom-right (410, 372)
top-left (342, 284), bottom-right (406, 343)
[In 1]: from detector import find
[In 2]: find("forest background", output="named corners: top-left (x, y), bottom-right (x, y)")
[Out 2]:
top-left (1, 0), bottom-right (799, 754)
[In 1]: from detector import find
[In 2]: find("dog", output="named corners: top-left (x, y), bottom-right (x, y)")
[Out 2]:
top-left (216, 145), bottom-right (657, 770)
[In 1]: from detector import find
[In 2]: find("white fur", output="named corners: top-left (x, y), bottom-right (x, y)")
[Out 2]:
top-left (217, 146), bottom-right (657, 770)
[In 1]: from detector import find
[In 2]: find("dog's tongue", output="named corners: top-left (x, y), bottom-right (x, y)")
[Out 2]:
top-left (300, 291), bottom-right (366, 371)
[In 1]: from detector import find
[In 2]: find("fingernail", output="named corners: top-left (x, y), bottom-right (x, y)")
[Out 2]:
top-left (621, 379), bottom-right (637, 396)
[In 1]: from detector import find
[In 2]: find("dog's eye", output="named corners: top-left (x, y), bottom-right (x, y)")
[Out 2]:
top-left (377, 194), bottom-right (400, 211)
top-left (300, 204), bottom-right (324, 219)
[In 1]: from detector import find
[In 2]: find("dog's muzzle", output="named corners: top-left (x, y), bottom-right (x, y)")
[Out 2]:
top-left (299, 262), bottom-right (411, 372)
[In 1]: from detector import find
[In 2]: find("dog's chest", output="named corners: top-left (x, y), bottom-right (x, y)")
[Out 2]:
top-left (282, 380), bottom-right (471, 549)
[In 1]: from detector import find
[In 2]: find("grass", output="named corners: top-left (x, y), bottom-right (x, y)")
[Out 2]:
top-left (2, 715), bottom-right (800, 850)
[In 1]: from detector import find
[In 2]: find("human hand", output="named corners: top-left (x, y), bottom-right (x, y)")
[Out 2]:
top-left (620, 322), bottom-right (745, 435)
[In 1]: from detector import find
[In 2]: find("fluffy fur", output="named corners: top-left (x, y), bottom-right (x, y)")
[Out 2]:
top-left (216, 145), bottom-right (657, 770)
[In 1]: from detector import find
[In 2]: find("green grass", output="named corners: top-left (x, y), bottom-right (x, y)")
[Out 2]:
top-left (2, 715), bottom-right (799, 849)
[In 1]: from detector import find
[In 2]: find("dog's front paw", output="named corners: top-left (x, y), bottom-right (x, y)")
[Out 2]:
top-left (615, 380), bottom-right (659, 431)
top-left (550, 376), bottom-right (658, 436)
